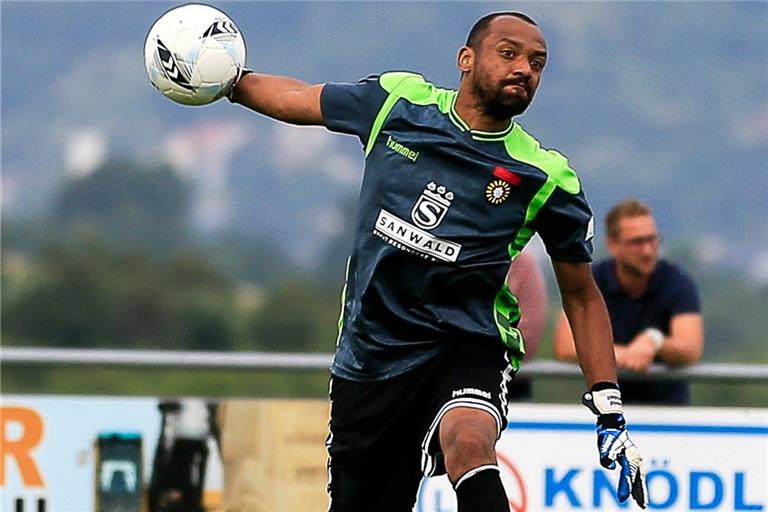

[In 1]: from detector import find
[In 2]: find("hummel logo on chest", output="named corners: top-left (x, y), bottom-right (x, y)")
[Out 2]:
top-left (386, 136), bottom-right (419, 162)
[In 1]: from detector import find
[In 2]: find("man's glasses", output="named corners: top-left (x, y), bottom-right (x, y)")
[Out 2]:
top-left (618, 234), bottom-right (662, 249)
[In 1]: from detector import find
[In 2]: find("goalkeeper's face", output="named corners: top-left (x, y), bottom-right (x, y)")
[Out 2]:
top-left (608, 215), bottom-right (661, 278)
top-left (459, 15), bottom-right (547, 120)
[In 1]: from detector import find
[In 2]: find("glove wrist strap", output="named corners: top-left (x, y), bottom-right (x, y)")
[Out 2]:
top-left (226, 68), bottom-right (254, 102)
top-left (583, 384), bottom-right (624, 416)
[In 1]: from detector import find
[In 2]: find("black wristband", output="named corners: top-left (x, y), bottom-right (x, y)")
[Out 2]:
top-left (591, 381), bottom-right (620, 392)
top-left (226, 68), bottom-right (254, 102)
top-left (238, 68), bottom-right (254, 81)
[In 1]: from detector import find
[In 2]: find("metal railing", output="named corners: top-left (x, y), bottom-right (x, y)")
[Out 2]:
top-left (2, 346), bottom-right (767, 383)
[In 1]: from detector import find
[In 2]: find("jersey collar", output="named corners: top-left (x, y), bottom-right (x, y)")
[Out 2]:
top-left (449, 93), bottom-right (515, 141)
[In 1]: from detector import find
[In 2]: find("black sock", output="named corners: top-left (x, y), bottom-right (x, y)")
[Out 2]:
top-left (454, 465), bottom-right (509, 512)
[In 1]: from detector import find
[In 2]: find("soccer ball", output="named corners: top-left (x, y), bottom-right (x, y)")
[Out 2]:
top-left (144, 4), bottom-right (246, 106)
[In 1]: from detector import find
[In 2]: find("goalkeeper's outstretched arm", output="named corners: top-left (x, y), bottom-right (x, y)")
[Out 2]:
top-left (229, 72), bottom-right (325, 126)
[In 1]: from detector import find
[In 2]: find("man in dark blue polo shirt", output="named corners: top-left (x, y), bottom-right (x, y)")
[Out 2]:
top-left (555, 199), bottom-right (704, 404)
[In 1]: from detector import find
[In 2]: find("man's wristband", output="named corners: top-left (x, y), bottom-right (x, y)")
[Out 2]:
top-left (643, 327), bottom-right (665, 352)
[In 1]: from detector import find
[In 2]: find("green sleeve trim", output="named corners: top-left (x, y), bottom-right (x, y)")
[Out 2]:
top-left (508, 178), bottom-right (558, 257)
top-left (365, 72), bottom-right (457, 156)
top-left (364, 93), bottom-right (401, 156)
top-left (334, 257), bottom-right (351, 347)
top-left (493, 283), bottom-right (526, 361)
top-left (503, 125), bottom-right (581, 195)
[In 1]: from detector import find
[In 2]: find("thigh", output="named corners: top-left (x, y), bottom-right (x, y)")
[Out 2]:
top-left (419, 341), bottom-right (516, 477)
top-left (327, 369), bottom-right (434, 512)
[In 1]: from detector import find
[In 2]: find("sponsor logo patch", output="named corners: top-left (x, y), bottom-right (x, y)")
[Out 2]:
top-left (452, 387), bottom-right (492, 399)
top-left (374, 209), bottom-right (462, 262)
top-left (373, 181), bottom-right (461, 262)
top-left (486, 179), bottom-right (511, 204)
top-left (386, 136), bottom-right (419, 162)
top-left (411, 181), bottom-right (453, 229)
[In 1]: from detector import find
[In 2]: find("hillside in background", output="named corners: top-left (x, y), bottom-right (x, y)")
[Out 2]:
top-left (2, 1), bottom-right (767, 276)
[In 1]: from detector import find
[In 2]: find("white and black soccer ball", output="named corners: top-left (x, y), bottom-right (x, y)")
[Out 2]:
top-left (144, 4), bottom-right (246, 106)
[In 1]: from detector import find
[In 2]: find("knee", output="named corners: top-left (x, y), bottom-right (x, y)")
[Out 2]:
top-left (444, 427), bottom-right (495, 462)
top-left (440, 412), bottom-right (497, 482)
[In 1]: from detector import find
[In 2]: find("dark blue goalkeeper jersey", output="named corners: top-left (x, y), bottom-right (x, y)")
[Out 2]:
top-left (320, 72), bottom-right (594, 382)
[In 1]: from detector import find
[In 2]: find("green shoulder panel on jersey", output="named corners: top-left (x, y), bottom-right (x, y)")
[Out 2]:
top-left (503, 125), bottom-right (580, 195)
top-left (379, 72), bottom-right (454, 110)
top-left (365, 72), bottom-right (455, 156)
top-left (503, 125), bottom-right (583, 258)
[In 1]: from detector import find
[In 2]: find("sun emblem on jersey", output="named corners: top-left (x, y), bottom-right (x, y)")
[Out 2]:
top-left (486, 180), bottom-right (511, 204)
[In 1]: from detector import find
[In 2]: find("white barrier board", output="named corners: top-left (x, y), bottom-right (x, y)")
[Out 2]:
top-left (2, 396), bottom-right (766, 512)
top-left (416, 404), bottom-right (768, 512)
top-left (0, 395), bottom-right (222, 512)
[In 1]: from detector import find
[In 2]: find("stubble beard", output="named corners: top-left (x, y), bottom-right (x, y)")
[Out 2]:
top-left (472, 74), bottom-right (533, 120)
top-left (619, 258), bottom-right (655, 279)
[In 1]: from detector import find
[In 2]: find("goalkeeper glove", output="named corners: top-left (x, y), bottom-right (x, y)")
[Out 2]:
top-left (582, 382), bottom-right (648, 509)
top-left (226, 67), bottom-right (254, 102)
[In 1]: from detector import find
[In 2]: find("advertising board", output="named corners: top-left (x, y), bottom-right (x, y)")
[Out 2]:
top-left (1, 396), bottom-right (222, 512)
top-left (2, 396), bottom-right (766, 511)
top-left (416, 405), bottom-right (768, 512)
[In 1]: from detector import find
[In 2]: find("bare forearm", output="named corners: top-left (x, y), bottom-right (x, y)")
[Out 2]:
top-left (657, 336), bottom-right (702, 365)
top-left (231, 73), bottom-right (324, 125)
top-left (553, 261), bottom-right (618, 387)
top-left (552, 313), bottom-right (579, 362)
top-left (656, 313), bottom-right (704, 366)
top-left (562, 287), bottom-right (617, 386)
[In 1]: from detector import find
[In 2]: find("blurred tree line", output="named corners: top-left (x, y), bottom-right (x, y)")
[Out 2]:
top-left (2, 160), bottom-right (345, 356)
top-left (2, 160), bottom-right (766, 404)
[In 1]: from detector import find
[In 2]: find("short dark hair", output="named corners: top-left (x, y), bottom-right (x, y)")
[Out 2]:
top-left (465, 11), bottom-right (538, 48)
top-left (605, 199), bottom-right (653, 239)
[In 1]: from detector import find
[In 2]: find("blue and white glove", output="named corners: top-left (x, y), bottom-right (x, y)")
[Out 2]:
top-left (582, 382), bottom-right (648, 509)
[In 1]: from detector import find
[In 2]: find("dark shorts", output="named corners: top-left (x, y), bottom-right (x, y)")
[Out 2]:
top-left (326, 340), bottom-right (516, 512)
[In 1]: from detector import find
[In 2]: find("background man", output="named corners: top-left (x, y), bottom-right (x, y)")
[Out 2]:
top-left (227, 12), bottom-right (647, 511)
top-left (506, 248), bottom-right (548, 400)
top-left (554, 198), bottom-right (704, 404)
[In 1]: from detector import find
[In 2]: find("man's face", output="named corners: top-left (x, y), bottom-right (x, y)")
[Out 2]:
top-left (607, 215), bottom-right (661, 278)
top-left (459, 16), bottom-right (548, 119)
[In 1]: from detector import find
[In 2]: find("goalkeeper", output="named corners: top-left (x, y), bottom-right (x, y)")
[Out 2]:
top-left (226, 11), bottom-right (647, 512)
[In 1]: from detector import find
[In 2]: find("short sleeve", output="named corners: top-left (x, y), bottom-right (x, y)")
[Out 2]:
top-left (320, 75), bottom-right (389, 145)
top-left (530, 186), bottom-right (594, 262)
top-left (670, 269), bottom-right (702, 315)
